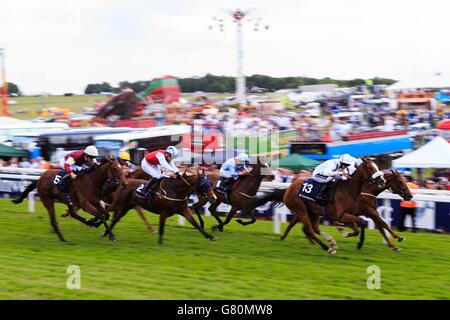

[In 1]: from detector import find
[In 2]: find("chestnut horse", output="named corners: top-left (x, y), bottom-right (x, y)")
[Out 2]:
top-left (104, 169), bottom-right (218, 244)
top-left (12, 157), bottom-right (127, 242)
top-left (280, 170), bottom-right (413, 251)
top-left (282, 157), bottom-right (385, 254)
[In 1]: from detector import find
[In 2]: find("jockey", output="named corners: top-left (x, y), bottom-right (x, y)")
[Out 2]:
top-left (57, 145), bottom-right (99, 206)
top-left (101, 151), bottom-right (134, 197)
top-left (117, 151), bottom-right (134, 174)
top-left (312, 153), bottom-right (360, 202)
top-left (135, 146), bottom-right (180, 198)
top-left (217, 153), bottom-right (251, 192)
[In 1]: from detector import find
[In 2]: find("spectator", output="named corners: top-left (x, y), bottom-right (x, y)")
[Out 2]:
top-left (0, 159), bottom-right (5, 167)
top-left (399, 175), bottom-right (419, 233)
top-left (425, 179), bottom-right (436, 190)
top-left (19, 157), bottom-right (31, 168)
top-left (8, 157), bottom-right (19, 167)
top-left (30, 158), bottom-right (41, 169)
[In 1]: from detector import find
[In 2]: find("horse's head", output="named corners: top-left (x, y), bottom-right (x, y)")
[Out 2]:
top-left (178, 167), bottom-right (216, 204)
top-left (101, 156), bottom-right (128, 190)
top-left (249, 157), bottom-right (275, 181)
top-left (355, 157), bottom-right (385, 186)
top-left (386, 170), bottom-right (413, 201)
top-left (194, 168), bottom-right (217, 204)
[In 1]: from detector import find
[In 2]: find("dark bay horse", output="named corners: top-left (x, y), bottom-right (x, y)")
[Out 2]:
top-left (280, 170), bottom-right (413, 251)
top-left (104, 169), bottom-right (218, 244)
top-left (207, 160), bottom-right (275, 232)
top-left (282, 157), bottom-right (385, 254)
top-left (12, 157), bottom-right (127, 242)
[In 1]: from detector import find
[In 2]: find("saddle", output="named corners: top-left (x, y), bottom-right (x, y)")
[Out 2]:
top-left (298, 178), bottom-right (335, 206)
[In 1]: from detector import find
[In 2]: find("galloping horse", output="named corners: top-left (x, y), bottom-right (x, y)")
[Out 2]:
top-left (104, 169), bottom-right (218, 244)
top-left (282, 157), bottom-right (385, 254)
top-left (12, 157), bottom-right (127, 241)
top-left (60, 167), bottom-right (158, 233)
top-left (280, 170), bottom-right (413, 251)
top-left (207, 159), bottom-right (275, 232)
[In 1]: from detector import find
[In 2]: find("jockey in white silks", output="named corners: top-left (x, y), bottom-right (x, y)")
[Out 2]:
top-left (312, 154), bottom-right (361, 201)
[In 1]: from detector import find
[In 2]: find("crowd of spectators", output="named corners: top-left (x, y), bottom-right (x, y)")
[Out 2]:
top-left (0, 157), bottom-right (52, 170)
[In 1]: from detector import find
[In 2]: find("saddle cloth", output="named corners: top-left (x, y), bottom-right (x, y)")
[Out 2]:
top-left (298, 178), bottom-right (323, 203)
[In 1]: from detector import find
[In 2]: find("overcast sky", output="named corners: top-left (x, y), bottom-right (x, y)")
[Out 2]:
top-left (1, 0), bottom-right (449, 94)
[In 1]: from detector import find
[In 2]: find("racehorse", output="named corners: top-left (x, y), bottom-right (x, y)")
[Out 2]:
top-left (282, 157), bottom-right (385, 254)
top-left (280, 170), bottom-right (413, 251)
top-left (207, 159), bottom-right (275, 232)
top-left (12, 157), bottom-right (127, 242)
top-left (104, 168), bottom-right (218, 244)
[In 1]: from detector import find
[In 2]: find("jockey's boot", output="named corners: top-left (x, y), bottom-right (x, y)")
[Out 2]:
top-left (217, 177), bottom-right (232, 193)
top-left (136, 178), bottom-right (159, 199)
top-left (316, 182), bottom-right (333, 203)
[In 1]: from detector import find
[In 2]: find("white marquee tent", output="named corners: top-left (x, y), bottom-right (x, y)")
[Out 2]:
top-left (387, 73), bottom-right (450, 91)
top-left (392, 136), bottom-right (450, 168)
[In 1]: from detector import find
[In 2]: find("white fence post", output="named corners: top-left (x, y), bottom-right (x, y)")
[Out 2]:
top-left (273, 209), bottom-right (280, 235)
top-left (28, 191), bottom-right (35, 213)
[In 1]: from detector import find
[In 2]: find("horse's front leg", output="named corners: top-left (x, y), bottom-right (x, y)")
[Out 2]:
top-left (339, 212), bottom-right (366, 250)
top-left (222, 206), bottom-right (239, 228)
top-left (135, 206), bottom-right (156, 234)
top-left (192, 198), bottom-right (207, 229)
top-left (236, 208), bottom-right (256, 226)
top-left (83, 201), bottom-right (116, 241)
top-left (209, 199), bottom-right (225, 232)
top-left (181, 207), bottom-right (218, 241)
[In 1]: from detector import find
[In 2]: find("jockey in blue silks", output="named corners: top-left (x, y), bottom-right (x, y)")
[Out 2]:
top-left (218, 153), bottom-right (251, 192)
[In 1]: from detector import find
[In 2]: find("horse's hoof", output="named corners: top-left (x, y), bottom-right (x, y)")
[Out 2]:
top-left (109, 236), bottom-right (116, 242)
top-left (209, 237), bottom-right (218, 241)
top-left (60, 212), bottom-right (70, 218)
top-left (148, 229), bottom-right (157, 234)
top-left (398, 237), bottom-right (406, 242)
top-left (393, 247), bottom-right (401, 252)
top-left (236, 219), bottom-right (242, 223)
top-left (331, 243), bottom-right (338, 250)
top-left (343, 232), bottom-right (349, 238)
top-left (357, 243), bottom-right (363, 250)
top-left (279, 236), bottom-right (285, 241)
top-left (328, 248), bottom-right (337, 255)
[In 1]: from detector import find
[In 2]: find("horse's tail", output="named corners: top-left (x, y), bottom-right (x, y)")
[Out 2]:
top-left (11, 180), bottom-right (38, 204)
top-left (250, 188), bottom-right (286, 209)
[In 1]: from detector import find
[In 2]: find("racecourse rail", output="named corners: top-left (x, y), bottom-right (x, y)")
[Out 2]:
top-left (0, 167), bottom-right (449, 234)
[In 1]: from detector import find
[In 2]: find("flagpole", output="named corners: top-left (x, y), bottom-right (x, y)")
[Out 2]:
top-left (0, 47), bottom-right (8, 116)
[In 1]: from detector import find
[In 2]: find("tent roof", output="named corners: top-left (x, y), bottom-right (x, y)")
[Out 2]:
top-left (0, 143), bottom-right (28, 157)
top-left (387, 73), bottom-right (450, 91)
top-left (274, 154), bottom-right (320, 171)
top-left (392, 136), bottom-right (450, 168)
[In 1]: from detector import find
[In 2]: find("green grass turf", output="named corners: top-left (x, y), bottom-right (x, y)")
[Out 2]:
top-left (6, 92), bottom-right (279, 120)
top-left (7, 95), bottom-right (108, 119)
top-left (0, 198), bottom-right (448, 300)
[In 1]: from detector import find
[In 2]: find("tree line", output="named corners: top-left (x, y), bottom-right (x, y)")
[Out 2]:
top-left (84, 74), bottom-right (396, 94)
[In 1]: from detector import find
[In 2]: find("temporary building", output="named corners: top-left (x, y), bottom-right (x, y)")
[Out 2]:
top-left (392, 136), bottom-right (450, 168)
